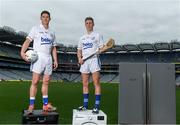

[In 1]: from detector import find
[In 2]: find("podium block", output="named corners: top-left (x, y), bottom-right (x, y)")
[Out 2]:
top-left (22, 109), bottom-right (59, 124)
top-left (72, 109), bottom-right (107, 125)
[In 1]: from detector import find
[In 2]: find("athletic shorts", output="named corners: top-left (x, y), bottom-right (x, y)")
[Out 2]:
top-left (80, 57), bottom-right (101, 73)
top-left (30, 52), bottom-right (53, 75)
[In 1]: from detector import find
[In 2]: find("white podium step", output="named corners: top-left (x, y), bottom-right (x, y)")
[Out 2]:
top-left (72, 109), bottom-right (107, 125)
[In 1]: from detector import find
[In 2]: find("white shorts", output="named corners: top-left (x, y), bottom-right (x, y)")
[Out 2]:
top-left (80, 57), bottom-right (101, 74)
top-left (30, 53), bottom-right (53, 75)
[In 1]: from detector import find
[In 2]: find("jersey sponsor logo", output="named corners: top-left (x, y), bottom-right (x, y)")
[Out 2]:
top-left (83, 42), bottom-right (93, 50)
top-left (41, 37), bottom-right (53, 45)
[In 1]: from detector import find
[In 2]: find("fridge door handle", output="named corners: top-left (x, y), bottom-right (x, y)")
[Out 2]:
top-left (142, 72), bottom-right (146, 123)
top-left (147, 72), bottom-right (151, 124)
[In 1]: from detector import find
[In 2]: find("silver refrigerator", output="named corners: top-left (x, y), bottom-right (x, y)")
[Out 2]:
top-left (119, 63), bottom-right (176, 124)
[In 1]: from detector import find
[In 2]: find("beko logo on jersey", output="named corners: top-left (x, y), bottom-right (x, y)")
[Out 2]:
top-left (83, 42), bottom-right (93, 49)
top-left (41, 37), bottom-right (52, 45)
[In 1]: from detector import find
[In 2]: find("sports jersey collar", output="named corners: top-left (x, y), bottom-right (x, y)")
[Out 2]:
top-left (86, 31), bottom-right (94, 36)
top-left (40, 24), bottom-right (49, 31)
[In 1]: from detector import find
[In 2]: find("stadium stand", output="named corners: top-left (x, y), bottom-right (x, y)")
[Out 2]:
top-left (0, 26), bottom-right (180, 84)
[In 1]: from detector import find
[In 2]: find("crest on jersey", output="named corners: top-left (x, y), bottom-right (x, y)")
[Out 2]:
top-left (39, 31), bottom-right (44, 34)
top-left (50, 33), bottom-right (54, 38)
top-left (91, 37), bottom-right (95, 40)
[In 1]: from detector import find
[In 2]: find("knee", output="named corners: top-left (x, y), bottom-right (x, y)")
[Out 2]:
top-left (83, 82), bottom-right (89, 89)
top-left (83, 85), bottom-right (89, 90)
top-left (31, 82), bottom-right (38, 90)
top-left (43, 77), bottom-right (50, 85)
top-left (32, 80), bottom-right (38, 86)
top-left (93, 78), bottom-right (100, 85)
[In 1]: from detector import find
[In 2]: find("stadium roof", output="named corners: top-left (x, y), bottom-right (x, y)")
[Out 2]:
top-left (0, 26), bottom-right (180, 53)
top-left (0, 26), bottom-right (27, 45)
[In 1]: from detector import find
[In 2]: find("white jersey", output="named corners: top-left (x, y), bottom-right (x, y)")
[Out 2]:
top-left (27, 24), bottom-right (57, 55)
top-left (77, 32), bottom-right (104, 58)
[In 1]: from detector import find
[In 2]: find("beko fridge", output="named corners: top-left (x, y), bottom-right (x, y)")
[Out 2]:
top-left (119, 63), bottom-right (176, 124)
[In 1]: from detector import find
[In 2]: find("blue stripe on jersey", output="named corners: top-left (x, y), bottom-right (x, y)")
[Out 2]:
top-left (41, 42), bottom-right (52, 45)
top-left (83, 46), bottom-right (93, 50)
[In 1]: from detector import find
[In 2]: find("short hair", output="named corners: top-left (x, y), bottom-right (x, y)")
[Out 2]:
top-left (85, 17), bottom-right (94, 24)
top-left (41, 10), bottom-right (50, 18)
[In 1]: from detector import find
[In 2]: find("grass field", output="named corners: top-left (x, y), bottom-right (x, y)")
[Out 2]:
top-left (0, 81), bottom-right (118, 124)
top-left (0, 81), bottom-right (180, 124)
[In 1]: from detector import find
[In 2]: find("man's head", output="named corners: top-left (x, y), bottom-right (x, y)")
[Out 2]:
top-left (85, 17), bottom-right (94, 32)
top-left (40, 10), bottom-right (51, 26)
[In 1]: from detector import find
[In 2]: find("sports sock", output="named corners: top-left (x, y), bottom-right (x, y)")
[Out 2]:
top-left (29, 97), bottom-right (35, 105)
top-left (43, 95), bottom-right (48, 106)
top-left (83, 93), bottom-right (89, 108)
top-left (95, 94), bottom-right (101, 109)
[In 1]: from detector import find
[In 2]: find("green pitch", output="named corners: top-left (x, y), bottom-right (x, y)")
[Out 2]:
top-left (0, 81), bottom-right (118, 124)
top-left (0, 81), bottom-right (180, 124)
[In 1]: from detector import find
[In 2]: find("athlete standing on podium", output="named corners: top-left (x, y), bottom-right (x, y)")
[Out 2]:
top-left (77, 17), bottom-right (104, 114)
top-left (21, 10), bottom-right (58, 113)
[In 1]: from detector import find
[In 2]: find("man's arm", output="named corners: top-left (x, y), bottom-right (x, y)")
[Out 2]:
top-left (20, 39), bottom-right (31, 62)
top-left (77, 49), bottom-right (84, 64)
top-left (52, 46), bottom-right (58, 70)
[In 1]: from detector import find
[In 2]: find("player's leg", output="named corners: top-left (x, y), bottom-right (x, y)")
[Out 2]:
top-left (42, 74), bottom-right (56, 111)
top-left (42, 74), bottom-right (50, 106)
top-left (28, 72), bottom-right (41, 113)
top-left (28, 54), bottom-right (44, 113)
top-left (42, 57), bottom-right (56, 111)
top-left (92, 71), bottom-right (101, 114)
top-left (90, 58), bottom-right (101, 114)
top-left (78, 60), bottom-right (90, 111)
top-left (80, 73), bottom-right (90, 110)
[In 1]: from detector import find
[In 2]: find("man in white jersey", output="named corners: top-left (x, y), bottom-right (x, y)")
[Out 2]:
top-left (20, 10), bottom-right (58, 113)
top-left (77, 17), bottom-right (104, 114)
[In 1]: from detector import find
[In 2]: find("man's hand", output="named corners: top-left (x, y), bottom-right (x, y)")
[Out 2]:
top-left (21, 52), bottom-right (29, 62)
top-left (20, 39), bottom-right (31, 62)
top-left (53, 61), bottom-right (58, 70)
top-left (78, 58), bottom-right (84, 65)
